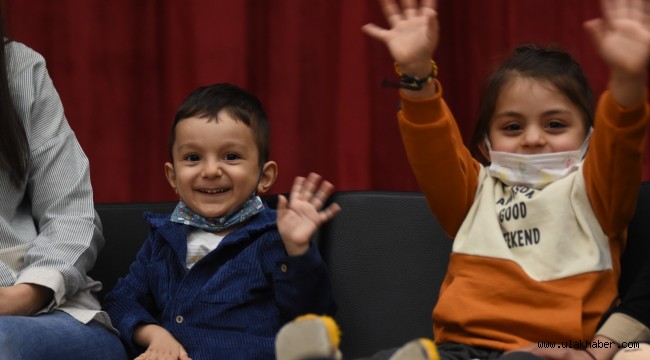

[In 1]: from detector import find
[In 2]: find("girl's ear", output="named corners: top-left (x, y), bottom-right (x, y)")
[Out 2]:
top-left (478, 138), bottom-right (491, 162)
top-left (164, 162), bottom-right (178, 194)
top-left (257, 161), bottom-right (278, 194)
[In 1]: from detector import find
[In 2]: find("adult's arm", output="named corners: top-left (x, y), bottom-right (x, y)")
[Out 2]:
top-left (5, 42), bottom-right (103, 312)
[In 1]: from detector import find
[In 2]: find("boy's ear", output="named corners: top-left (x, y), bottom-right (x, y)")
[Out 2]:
top-left (164, 162), bottom-right (178, 194)
top-left (257, 161), bottom-right (278, 194)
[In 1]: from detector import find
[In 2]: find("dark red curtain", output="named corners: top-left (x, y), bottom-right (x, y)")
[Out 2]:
top-left (5, 0), bottom-right (650, 202)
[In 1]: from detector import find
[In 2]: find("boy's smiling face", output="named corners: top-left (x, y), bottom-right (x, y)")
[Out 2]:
top-left (165, 111), bottom-right (270, 219)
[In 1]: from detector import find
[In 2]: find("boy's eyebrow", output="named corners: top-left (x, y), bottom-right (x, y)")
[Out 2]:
top-left (174, 141), bottom-right (202, 151)
top-left (174, 139), bottom-right (251, 152)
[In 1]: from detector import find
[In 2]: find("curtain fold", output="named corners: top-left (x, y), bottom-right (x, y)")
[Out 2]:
top-left (6, 0), bottom-right (649, 202)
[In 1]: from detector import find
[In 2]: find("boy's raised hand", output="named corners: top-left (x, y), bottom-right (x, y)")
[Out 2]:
top-left (362, 0), bottom-right (439, 78)
top-left (277, 173), bottom-right (341, 256)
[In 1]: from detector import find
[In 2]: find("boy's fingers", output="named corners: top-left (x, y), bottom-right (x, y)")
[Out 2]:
top-left (179, 345), bottom-right (192, 360)
top-left (316, 180), bottom-right (335, 197)
top-left (290, 176), bottom-right (306, 200)
top-left (320, 203), bottom-right (342, 222)
top-left (300, 173), bottom-right (320, 198)
top-left (311, 180), bottom-right (335, 207)
top-left (277, 194), bottom-right (288, 210)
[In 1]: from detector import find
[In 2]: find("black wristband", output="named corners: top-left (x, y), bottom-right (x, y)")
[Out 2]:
top-left (397, 73), bottom-right (434, 91)
top-left (392, 60), bottom-right (438, 91)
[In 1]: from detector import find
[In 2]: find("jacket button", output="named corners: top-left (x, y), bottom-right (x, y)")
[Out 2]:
top-left (280, 264), bottom-right (288, 273)
top-left (176, 315), bottom-right (184, 324)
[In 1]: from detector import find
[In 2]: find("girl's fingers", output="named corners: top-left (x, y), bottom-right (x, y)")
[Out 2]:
top-left (380, 0), bottom-right (404, 27)
top-left (402, 0), bottom-right (418, 18)
top-left (603, 0), bottom-right (621, 21)
top-left (421, 0), bottom-right (436, 10)
top-left (362, 23), bottom-right (390, 42)
top-left (584, 18), bottom-right (606, 47)
top-left (632, 0), bottom-right (650, 24)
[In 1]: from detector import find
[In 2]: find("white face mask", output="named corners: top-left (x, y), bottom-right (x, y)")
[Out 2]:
top-left (486, 129), bottom-right (592, 190)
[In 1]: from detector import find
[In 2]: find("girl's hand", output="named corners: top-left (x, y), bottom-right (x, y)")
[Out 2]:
top-left (277, 173), bottom-right (341, 256)
top-left (362, 0), bottom-right (439, 78)
top-left (584, 0), bottom-right (650, 76)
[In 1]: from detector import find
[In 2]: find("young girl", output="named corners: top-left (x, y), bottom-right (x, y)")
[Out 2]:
top-left (356, 0), bottom-right (650, 359)
top-left (277, 0), bottom-right (650, 358)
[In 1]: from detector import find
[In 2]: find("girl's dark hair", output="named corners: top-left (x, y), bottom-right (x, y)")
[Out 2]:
top-left (169, 83), bottom-right (270, 166)
top-left (470, 44), bottom-right (594, 164)
top-left (0, 4), bottom-right (29, 187)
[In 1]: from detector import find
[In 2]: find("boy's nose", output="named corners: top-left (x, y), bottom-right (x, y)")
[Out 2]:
top-left (202, 161), bottom-right (222, 178)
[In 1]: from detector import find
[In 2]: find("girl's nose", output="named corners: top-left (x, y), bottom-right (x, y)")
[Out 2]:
top-left (521, 127), bottom-right (546, 148)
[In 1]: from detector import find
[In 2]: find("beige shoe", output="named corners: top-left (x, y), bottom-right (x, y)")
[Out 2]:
top-left (275, 314), bottom-right (342, 360)
top-left (389, 338), bottom-right (440, 360)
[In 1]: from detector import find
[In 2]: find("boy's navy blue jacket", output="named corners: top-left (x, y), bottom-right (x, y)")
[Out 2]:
top-left (103, 205), bottom-right (336, 360)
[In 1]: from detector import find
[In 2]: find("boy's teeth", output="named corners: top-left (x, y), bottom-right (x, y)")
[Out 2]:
top-left (203, 189), bottom-right (225, 194)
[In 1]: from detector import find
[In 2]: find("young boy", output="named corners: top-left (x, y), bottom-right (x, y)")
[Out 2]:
top-left (103, 83), bottom-right (340, 360)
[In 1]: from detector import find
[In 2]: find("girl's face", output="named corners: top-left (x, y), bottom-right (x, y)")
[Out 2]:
top-left (487, 76), bottom-right (588, 155)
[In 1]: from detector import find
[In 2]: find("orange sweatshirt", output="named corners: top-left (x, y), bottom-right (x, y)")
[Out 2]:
top-left (397, 83), bottom-right (649, 351)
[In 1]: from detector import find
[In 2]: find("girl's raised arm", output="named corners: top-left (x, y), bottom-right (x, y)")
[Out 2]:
top-left (584, 0), bottom-right (650, 106)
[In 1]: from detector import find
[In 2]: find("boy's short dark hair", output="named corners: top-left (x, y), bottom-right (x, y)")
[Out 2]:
top-left (169, 83), bottom-right (270, 166)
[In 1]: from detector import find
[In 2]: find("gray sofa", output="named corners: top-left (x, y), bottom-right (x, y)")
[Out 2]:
top-left (90, 183), bottom-right (650, 358)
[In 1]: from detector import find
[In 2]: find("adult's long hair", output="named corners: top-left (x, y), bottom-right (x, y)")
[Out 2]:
top-left (0, 2), bottom-right (28, 187)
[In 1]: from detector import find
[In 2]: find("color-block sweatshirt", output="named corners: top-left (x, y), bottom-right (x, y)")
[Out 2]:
top-left (397, 83), bottom-right (650, 351)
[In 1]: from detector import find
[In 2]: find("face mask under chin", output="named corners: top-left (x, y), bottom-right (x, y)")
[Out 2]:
top-left (170, 193), bottom-right (264, 232)
top-left (485, 129), bottom-right (592, 190)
